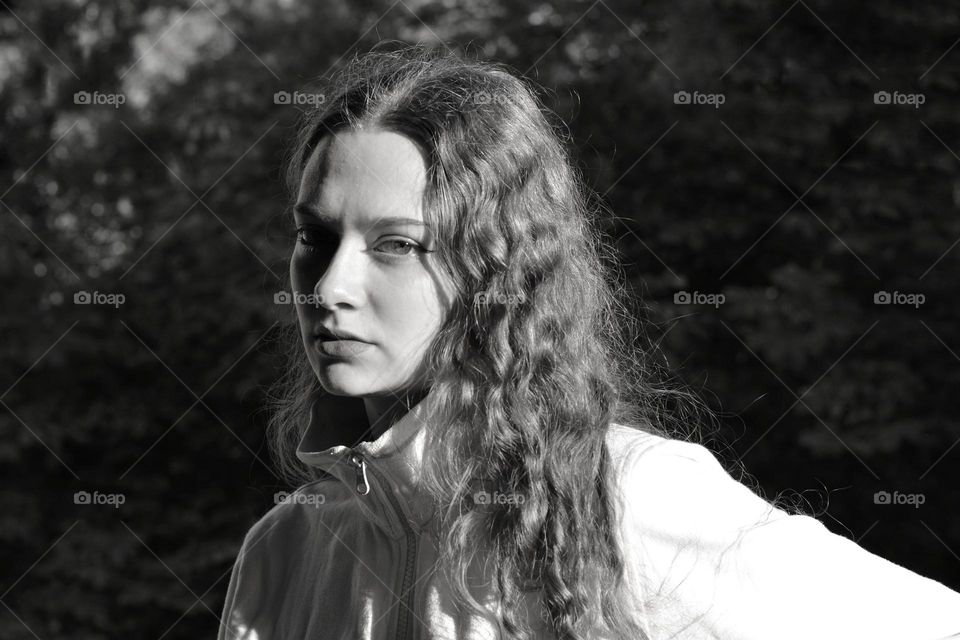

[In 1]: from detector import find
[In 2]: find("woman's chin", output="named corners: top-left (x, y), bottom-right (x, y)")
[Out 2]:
top-left (314, 366), bottom-right (373, 397)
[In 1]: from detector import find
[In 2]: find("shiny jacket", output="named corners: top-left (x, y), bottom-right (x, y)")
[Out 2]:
top-left (218, 398), bottom-right (960, 639)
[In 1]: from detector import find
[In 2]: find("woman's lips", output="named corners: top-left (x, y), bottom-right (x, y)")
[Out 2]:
top-left (315, 338), bottom-right (372, 358)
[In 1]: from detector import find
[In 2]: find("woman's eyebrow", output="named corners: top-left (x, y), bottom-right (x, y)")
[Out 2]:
top-left (293, 203), bottom-right (337, 225)
top-left (371, 216), bottom-right (429, 228)
top-left (294, 203), bottom-right (430, 230)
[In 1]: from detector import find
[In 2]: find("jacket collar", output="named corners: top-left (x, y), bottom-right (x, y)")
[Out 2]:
top-left (294, 393), bottom-right (435, 535)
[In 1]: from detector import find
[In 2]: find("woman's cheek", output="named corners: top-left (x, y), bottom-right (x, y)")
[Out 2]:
top-left (290, 250), bottom-right (327, 292)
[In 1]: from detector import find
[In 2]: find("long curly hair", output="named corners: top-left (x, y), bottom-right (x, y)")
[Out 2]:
top-left (266, 43), bottom-right (713, 640)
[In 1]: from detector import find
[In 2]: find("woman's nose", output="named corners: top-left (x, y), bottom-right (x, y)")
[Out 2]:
top-left (312, 238), bottom-right (363, 310)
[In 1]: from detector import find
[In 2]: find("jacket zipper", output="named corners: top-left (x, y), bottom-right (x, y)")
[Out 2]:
top-left (349, 452), bottom-right (418, 640)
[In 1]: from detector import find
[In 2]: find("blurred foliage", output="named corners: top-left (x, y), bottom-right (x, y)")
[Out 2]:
top-left (2, 0), bottom-right (960, 637)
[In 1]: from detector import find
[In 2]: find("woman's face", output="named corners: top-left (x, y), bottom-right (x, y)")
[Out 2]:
top-left (291, 127), bottom-right (453, 400)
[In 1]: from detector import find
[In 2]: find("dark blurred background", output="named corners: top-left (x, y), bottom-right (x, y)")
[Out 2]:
top-left (2, 0), bottom-right (960, 637)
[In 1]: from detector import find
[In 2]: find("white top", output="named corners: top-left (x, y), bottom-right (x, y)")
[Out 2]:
top-left (217, 397), bottom-right (960, 640)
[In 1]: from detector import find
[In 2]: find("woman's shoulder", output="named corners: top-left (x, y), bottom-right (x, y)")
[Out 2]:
top-left (605, 422), bottom-right (737, 492)
top-left (234, 478), bottom-right (338, 558)
top-left (605, 421), bottom-right (781, 534)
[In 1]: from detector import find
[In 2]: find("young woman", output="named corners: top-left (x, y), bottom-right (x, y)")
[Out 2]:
top-left (218, 46), bottom-right (960, 640)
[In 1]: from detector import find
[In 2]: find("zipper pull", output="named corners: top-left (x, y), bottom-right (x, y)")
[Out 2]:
top-left (349, 452), bottom-right (370, 495)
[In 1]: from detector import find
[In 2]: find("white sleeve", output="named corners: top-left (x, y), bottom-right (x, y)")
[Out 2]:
top-left (217, 542), bottom-right (247, 640)
top-left (217, 510), bottom-right (287, 640)
top-left (617, 436), bottom-right (960, 640)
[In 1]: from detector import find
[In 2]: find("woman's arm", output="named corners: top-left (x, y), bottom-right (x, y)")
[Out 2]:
top-left (217, 510), bottom-right (287, 640)
top-left (616, 435), bottom-right (960, 640)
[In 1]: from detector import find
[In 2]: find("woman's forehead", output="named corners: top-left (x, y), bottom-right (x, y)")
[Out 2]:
top-left (297, 128), bottom-right (427, 222)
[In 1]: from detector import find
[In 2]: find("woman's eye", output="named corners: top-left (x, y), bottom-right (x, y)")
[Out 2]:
top-left (374, 238), bottom-right (423, 257)
top-left (295, 226), bottom-right (337, 253)
top-left (295, 227), bottom-right (425, 259)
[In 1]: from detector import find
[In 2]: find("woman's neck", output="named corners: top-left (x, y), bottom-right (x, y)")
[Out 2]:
top-left (363, 389), bottom-right (428, 440)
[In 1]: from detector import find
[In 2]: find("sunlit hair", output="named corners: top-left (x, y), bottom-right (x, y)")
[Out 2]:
top-left (267, 43), bottom-right (716, 640)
